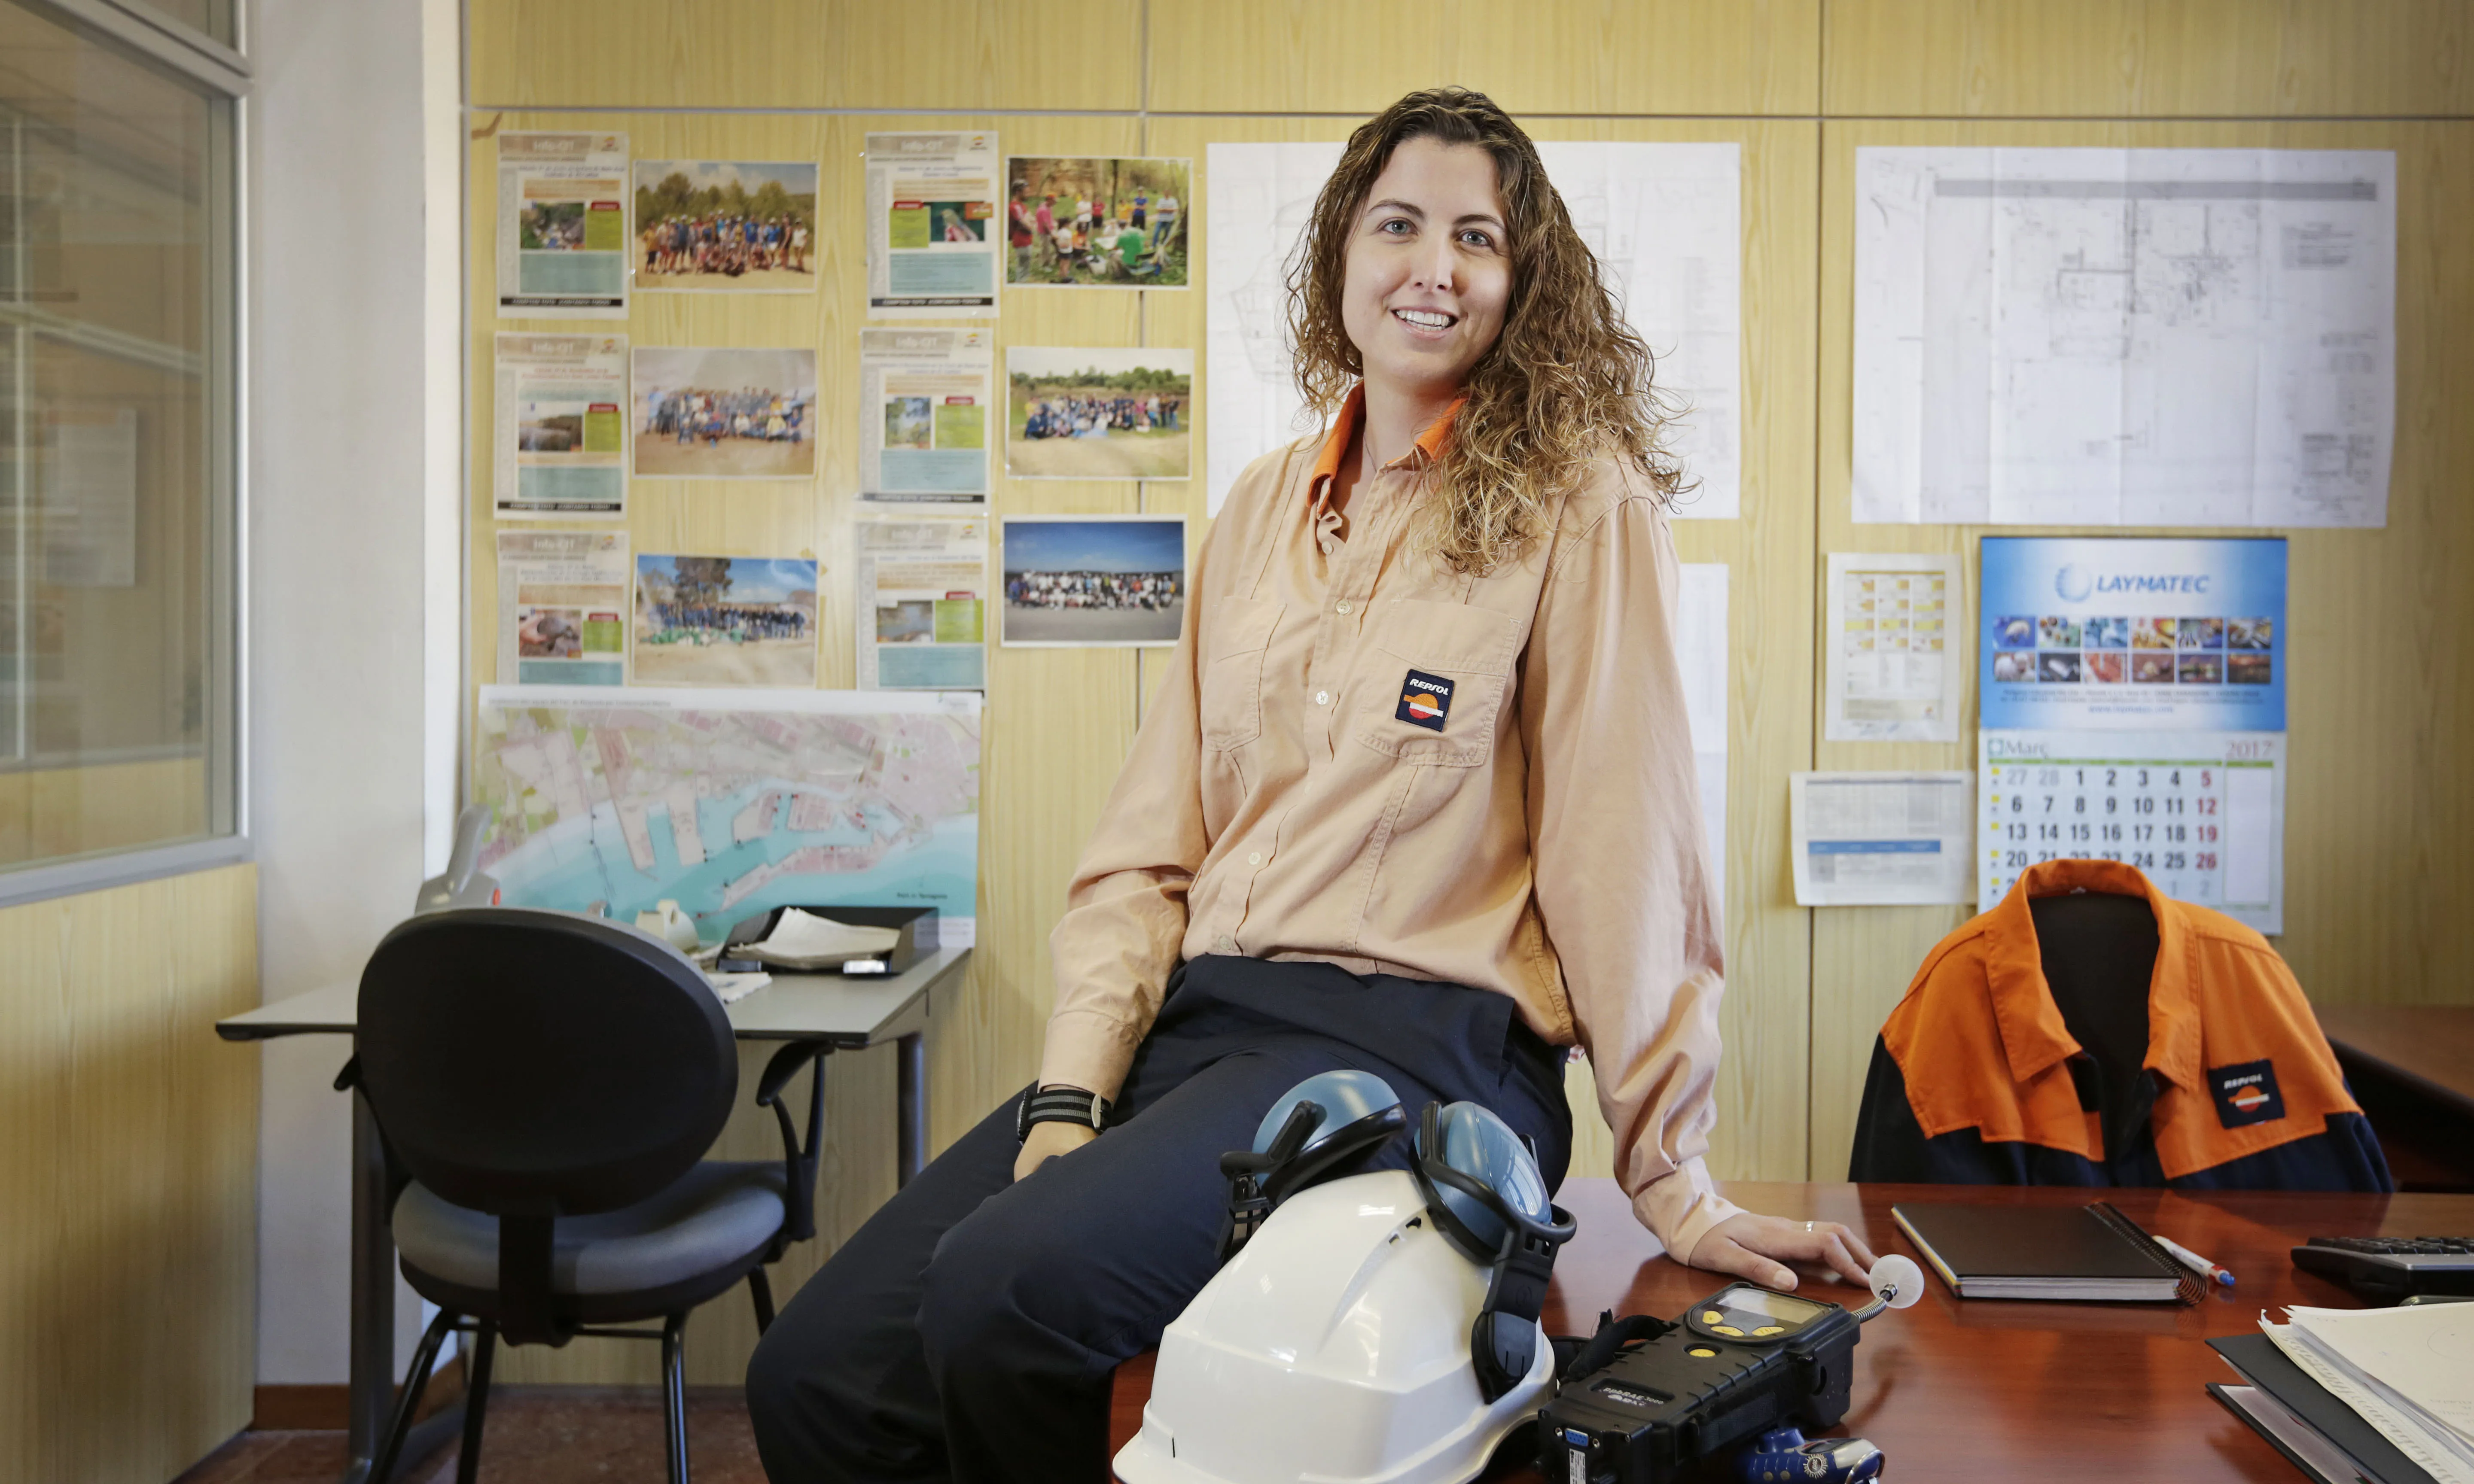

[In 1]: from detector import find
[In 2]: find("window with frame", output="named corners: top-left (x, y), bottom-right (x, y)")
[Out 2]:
top-left (0, 0), bottom-right (240, 893)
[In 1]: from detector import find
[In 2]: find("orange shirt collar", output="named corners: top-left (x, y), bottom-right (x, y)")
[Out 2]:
top-left (1979, 858), bottom-right (2201, 1094)
top-left (1307, 386), bottom-right (1466, 506)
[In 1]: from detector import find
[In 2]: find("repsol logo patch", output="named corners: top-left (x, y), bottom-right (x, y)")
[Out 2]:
top-left (2207, 1059), bottom-right (2286, 1128)
top-left (1395, 669), bottom-right (1454, 731)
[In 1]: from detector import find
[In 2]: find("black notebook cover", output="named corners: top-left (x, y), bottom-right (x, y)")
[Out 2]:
top-left (2209, 1332), bottom-right (2435, 1484)
top-left (1891, 1201), bottom-right (2193, 1300)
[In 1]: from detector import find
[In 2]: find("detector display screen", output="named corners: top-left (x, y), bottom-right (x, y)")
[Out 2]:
top-left (1717, 1288), bottom-right (1829, 1325)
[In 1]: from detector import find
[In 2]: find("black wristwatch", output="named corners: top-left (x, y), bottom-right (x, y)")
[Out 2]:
top-left (1015, 1082), bottom-right (1112, 1143)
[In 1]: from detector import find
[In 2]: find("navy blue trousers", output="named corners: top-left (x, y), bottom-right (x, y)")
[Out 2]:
top-left (745, 955), bottom-right (1573, 1483)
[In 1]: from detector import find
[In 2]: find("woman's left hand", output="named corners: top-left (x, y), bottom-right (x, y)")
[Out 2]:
top-left (1686, 1212), bottom-right (1878, 1291)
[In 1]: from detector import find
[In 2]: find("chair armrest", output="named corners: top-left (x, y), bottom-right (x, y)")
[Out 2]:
top-left (756, 1040), bottom-right (832, 1244)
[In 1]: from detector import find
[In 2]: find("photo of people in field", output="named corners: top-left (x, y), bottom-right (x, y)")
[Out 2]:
top-left (1005, 156), bottom-right (1189, 287)
top-left (633, 554), bottom-right (818, 687)
top-left (633, 347), bottom-right (817, 479)
top-left (521, 200), bottom-right (588, 251)
top-left (1001, 517), bottom-right (1187, 648)
top-left (1005, 346), bottom-right (1192, 480)
top-left (634, 160), bottom-right (817, 291)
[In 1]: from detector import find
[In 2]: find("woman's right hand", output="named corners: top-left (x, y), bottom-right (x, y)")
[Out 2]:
top-left (1013, 1121), bottom-right (1099, 1181)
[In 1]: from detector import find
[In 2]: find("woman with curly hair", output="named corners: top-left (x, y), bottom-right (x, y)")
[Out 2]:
top-left (747, 86), bottom-right (1874, 1483)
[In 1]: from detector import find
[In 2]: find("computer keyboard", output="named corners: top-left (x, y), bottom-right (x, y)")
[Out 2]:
top-left (2291, 1236), bottom-right (2474, 1302)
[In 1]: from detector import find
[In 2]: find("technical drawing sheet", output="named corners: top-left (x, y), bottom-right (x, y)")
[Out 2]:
top-left (1206, 141), bottom-right (1741, 519)
top-left (1852, 147), bottom-right (2395, 528)
top-left (1678, 563), bottom-right (1728, 917)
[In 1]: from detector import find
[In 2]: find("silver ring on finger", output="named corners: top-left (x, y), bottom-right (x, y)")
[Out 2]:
top-left (1804, 1220), bottom-right (1816, 1234)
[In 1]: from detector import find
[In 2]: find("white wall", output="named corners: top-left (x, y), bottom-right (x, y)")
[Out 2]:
top-left (249, 0), bottom-right (445, 1384)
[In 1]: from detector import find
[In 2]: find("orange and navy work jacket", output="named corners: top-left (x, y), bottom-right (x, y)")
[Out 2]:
top-left (1847, 860), bottom-right (2391, 1192)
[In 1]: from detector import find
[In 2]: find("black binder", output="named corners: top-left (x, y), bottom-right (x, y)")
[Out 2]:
top-left (2207, 1332), bottom-right (2436, 1484)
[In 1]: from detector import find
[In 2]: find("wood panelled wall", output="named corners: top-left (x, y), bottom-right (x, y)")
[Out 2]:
top-left (0, 863), bottom-right (258, 1481)
top-left (463, 0), bottom-right (2474, 1381)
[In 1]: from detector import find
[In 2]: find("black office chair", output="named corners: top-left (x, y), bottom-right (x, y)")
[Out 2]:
top-left (344, 907), bottom-right (831, 1484)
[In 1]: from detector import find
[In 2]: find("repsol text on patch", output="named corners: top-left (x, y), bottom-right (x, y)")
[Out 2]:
top-left (2208, 1058), bottom-right (2286, 1128)
top-left (1395, 669), bottom-right (1454, 731)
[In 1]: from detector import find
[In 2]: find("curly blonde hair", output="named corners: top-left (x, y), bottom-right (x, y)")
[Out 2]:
top-left (1286, 88), bottom-right (1690, 574)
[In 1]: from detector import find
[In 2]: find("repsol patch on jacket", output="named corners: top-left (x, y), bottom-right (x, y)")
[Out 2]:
top-left (1396, 669), bottom-right (1454, 731)
top-left (2209, 1059), bottom-right (2287, 1128)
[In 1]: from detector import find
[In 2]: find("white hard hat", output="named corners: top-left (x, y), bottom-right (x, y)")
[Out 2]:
top-left (1115, 1169), bottom-right (1551, 1484)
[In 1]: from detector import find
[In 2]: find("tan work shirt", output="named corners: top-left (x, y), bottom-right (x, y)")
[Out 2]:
top-left (1039, 388), bottom-right (1736, 1258)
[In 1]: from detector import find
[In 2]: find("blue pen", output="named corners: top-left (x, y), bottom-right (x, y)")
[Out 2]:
top-left (2157, 1234), bottom-right (2236, 1287)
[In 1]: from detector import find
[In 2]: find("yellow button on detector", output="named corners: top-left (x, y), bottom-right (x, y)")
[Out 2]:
top-left (1711, 1325), bottom-right (1745, 1338)
top-left (1701, 1311), bottom-right (1723, 1324)
top-left (1754, 1325), bottom-right (1785, 1336)
top-left (1687, 1346), bottom-right (1718, 1359)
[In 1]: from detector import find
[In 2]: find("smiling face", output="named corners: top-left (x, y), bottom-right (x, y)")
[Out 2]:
top-left (1338, 136), bottom-right (1514, 403)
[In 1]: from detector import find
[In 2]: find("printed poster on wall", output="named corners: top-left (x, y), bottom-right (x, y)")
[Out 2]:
top-left (858, 328), bottom-right (991, 506)
top-left (865, 131), bottom-right (1000, 317)
top-left (857, 518), bottom-right (987, 691)
top-left (496, 530), bottom-right (628, 686)
top-left (1980, 536), bottom-right (2286, 732)
top-left (497, 132), bottom-right (629, 318)
top-left (494, 333), bottom-right (628, 518)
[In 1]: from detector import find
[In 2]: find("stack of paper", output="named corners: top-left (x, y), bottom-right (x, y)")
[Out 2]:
top-left (740, 908), bottom-right (903, 971)
top-left (2260, 1303), bottom-right (2474, 1484)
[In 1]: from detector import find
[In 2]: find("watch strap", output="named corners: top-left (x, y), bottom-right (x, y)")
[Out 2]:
top-left (1016, 1082), bottom-right (1112, 1141)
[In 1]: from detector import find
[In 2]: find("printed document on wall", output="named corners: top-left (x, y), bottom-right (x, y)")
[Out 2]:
top-left (1852, 147), bottom-right (2395, 527)
top-left (865, 131), bottom-right (1000, 318)
top-left (1980, 536), bottom-right (2285, 732)
top-left (496, 530), bottom-right (628, 686)
top-left (1206, 141), bottom-right (1741, 518)
top-left (1980, 730), bottom-right (2283, 934)
top-left (859, 329), bottom-right (993, 506)
top-left (475, 687), bottom-right (981, 946)
top-left (857, 518), bottom-right (987, 691)
top-left (497, 132), bottom-right (629, 318)
top-left (1791, 772), bottom-right (1974, 906)
top-left (1679, 563), bottom-right (1729, 915)
top-left (40, 410), bottom-right (137, 587)
top-left (1825, 552), bottom-right (1961, 741)
top-left (495, 333), bottom-right (628, 518)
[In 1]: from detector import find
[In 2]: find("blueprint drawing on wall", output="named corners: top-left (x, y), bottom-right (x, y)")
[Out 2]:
top-left (1852, 147), bottom-right (2395, 528)
top-left (1207, 141), bottom-right (1741, 519)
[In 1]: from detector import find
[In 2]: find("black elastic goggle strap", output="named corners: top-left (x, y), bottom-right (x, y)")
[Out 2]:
top-left (1409, 1101), bottom-right (1578, 1402)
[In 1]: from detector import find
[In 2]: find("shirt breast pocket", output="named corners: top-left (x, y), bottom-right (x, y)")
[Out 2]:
top-left (1356, 599), bottom-right (1518, 767)
top-left (1200, 596), bottom-right (1283, 751)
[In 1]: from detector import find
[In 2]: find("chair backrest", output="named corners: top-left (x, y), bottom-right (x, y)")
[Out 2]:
top-left (356, 906), bottom-right (737, 1219)
top-left (2030, 890), bottom-right (2158, 1156)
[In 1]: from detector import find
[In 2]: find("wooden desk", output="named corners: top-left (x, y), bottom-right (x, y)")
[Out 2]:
top-left (2317, 1004), bottom-right (2474, 1191)
top-left (1111, 1178), bottom-right (2474, 1483)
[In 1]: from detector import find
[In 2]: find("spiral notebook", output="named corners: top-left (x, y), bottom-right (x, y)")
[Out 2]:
top-left (1891, 1201), bottom-right (2203, 1303)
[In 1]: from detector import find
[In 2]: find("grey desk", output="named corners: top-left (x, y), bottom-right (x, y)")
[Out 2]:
top-left (218, 946), bottom-right (972, 1484)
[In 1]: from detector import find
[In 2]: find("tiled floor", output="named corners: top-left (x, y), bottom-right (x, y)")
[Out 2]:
top-left (174, 1387), bottom-right (768, 1484)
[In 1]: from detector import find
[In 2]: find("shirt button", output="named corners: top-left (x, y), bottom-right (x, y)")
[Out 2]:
top-left (1314, 690), bottom-right (1330, 706)
top-left (1248, 851), bottom-right (1263, 866)
top-left (1335, 600), bottom-right (1352, 615)
top-left (1216, 935), bottom-right (1234, 953)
